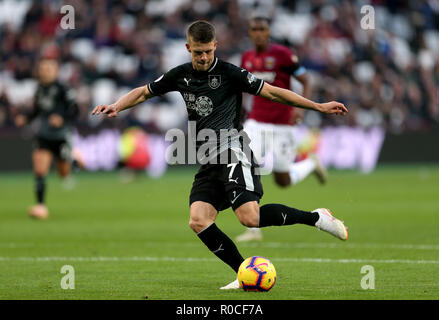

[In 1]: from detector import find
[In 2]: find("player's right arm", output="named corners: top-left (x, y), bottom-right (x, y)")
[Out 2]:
top-left (92, 67), bottom-right (178, 118)
top-left (92, 85), bottom-right (153, 118)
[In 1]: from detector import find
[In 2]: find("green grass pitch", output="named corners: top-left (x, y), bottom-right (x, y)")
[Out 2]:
top-left (0, 165), bottom-right (438, 300)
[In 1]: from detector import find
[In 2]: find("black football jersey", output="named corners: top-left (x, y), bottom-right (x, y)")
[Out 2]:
top-left (27, 81), bottom-right (79, 141)
top-left (148, 57), bottom-right (264, 136)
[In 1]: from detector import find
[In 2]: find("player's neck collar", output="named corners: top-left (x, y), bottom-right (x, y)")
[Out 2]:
top-left (207, 57), bottom-right (218, 73)
top-left (191, 57), bottom-right (218, 74)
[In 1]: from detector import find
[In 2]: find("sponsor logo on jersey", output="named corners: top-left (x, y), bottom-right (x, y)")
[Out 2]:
top-left (252, 71), bottom-right (276, 83)
top-left (183, 92), bottom-right (196, 110)
top-left (208, 75), bottom-right (221, 89)
top-left (195, 96), bottom-right (213, 116)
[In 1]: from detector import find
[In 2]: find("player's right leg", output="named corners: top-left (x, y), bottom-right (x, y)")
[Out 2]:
top-left (189, 168), bottom-right (246, 282)
top-left (29, 146), bottom-right (53, 219)
top-left (236, 120), bottom-right (267, 242)
top-left (189, 201), bottom-right (245, 279)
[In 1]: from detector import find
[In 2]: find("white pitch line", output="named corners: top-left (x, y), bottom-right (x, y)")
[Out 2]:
top-left (2, 241), bottom-right (439, 251)
top-left (247, 242), bottom-right (439, 251)
top-left (0, 256), bottom-right (438, 264)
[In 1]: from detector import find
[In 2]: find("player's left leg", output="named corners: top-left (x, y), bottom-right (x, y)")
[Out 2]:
top-left (29, 148), bottom-right (53, 219)
top-left (233, 199), bottom-right (348, 244)
top-left (234, 201), bottom-right (319, 230)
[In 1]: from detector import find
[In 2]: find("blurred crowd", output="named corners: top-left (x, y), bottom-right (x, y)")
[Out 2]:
top-left (0, 0), bottom-right (438, 135)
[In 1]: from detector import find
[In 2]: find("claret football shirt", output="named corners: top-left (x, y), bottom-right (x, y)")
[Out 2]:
top-left (241, 43), bottom-right (306, 125)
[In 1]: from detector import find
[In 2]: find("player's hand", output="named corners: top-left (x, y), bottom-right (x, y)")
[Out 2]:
top-left (48, 114), bottom-right (64, 128)
top-left (91, 104), bottom-right (119, 118)
top-left (318, 101), bottom-right (348, 116)
top-left (14, 114), bottom-right (27, 128)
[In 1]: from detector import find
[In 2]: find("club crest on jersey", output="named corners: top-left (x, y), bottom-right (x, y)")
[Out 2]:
top-left (265, 56), bottom-right (276, 69)
top-left (194, 96), bottom-right (213, 116)
top-left (208, 75), bottom-right (221, 89)
top-left (291, 54), bottom-right (299, 64)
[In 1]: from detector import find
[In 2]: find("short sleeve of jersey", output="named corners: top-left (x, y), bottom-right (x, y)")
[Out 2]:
top-left (147, 67), bottom-right (179, 96)
top-left (283, 48), bottom-right (306, 77)
top-left (229, 64), bottom-right (264, 95)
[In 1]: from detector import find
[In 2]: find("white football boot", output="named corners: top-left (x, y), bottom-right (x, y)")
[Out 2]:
top-left (313, 208), bottom-right (348, 240)
top-left (235, 228), bottom-right (263, 242)
top-left (28, 204), bottom-right (49, 220)
top-left (220, 277), bottom-right (240, 290)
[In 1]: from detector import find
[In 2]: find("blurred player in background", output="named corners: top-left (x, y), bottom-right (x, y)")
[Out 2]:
top-left (236, 16), bottom-right (327, 242)
top-left (15, 54), bottom-right (79, 219)
top-left (92, 20), bottom-right (348, 290)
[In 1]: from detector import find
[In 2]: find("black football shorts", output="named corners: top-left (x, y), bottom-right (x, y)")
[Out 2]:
top-left (34, 136), bottom-right (72, 161)
top-left (189, 149), bottom-right (264, 212)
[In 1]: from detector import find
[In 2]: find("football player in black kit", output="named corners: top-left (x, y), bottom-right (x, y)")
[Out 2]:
top-left (92, 21), bottom-right (349, 289)
top-left (15, 57), bottom-right (79, 219)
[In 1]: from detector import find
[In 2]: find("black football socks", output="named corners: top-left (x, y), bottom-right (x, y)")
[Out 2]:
top-left (35, 175), bottom-right (46, 204)
top-left (197, 223), bottom-right (244, 272)
top-left (258, 203), bottom-right (319, 227)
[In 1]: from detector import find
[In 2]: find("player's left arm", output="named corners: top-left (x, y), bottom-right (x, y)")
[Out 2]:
top-left (258, 82), bottom-right (347, 115)
top-left (294, 73), bottom-right (311, 100)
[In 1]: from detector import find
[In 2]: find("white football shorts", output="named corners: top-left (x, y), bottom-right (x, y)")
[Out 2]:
top-left (243, 119), bottom-right (298, 173)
